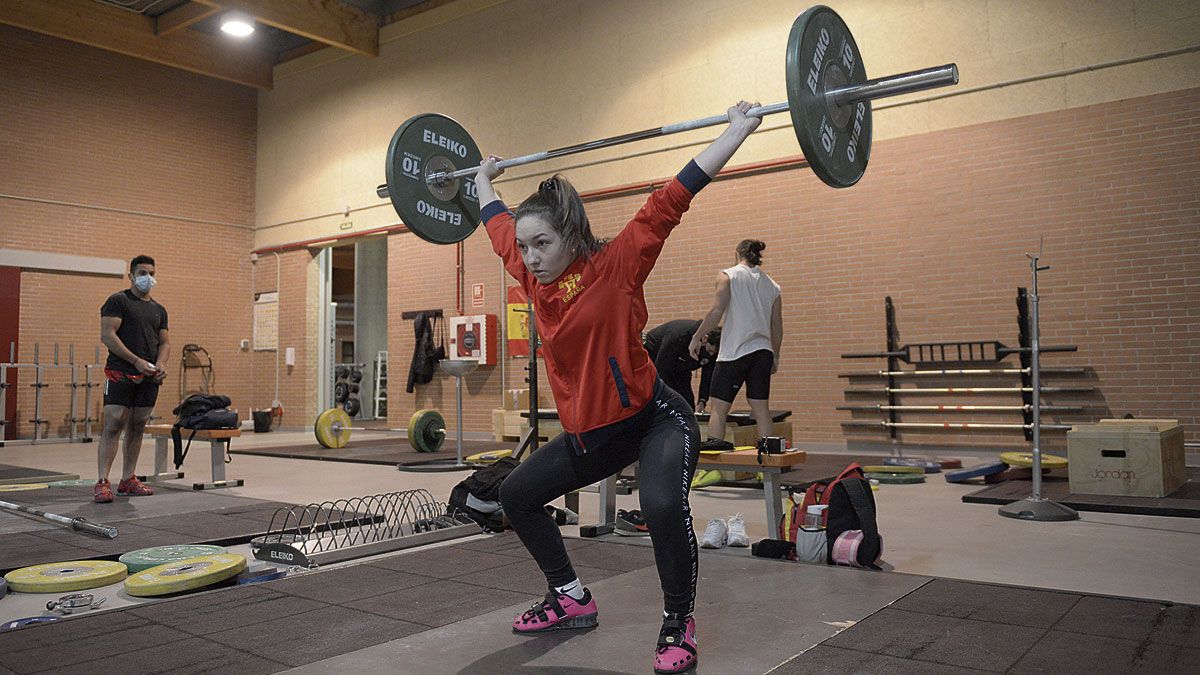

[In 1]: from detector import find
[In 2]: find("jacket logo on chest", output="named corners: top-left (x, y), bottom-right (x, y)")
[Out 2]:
top-left (558, 273), bottom-right (585, 304)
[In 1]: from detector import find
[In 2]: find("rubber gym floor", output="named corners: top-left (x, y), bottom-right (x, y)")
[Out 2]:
top-left (1, 430), bottom-right (1198, 674)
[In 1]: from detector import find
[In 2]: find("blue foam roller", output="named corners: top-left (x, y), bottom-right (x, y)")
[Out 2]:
top-left (944, 461), bottom-right (1008, 483)
top-left (883, 456), bottom-right (943, 473)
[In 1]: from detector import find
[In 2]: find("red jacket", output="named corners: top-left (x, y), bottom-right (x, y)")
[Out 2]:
top-left (483, 162), bottom-right (710, 439)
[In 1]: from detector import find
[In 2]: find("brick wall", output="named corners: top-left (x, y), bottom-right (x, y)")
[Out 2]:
top-left (248, 250), bottom-right (313, 429)
top-left (0, 25), bottom-right (257, 438)
top-left (393, 85), bottom-right (1197, 450)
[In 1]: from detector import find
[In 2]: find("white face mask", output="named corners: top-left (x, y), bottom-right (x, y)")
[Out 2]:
top-left (133, 272), bottom-right (157, 293)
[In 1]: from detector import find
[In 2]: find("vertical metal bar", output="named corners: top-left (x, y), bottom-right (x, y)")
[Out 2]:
top-left (1029, 259), bottom-right (1044, 502)
top-left (883, 298), bottom-right (898, 442)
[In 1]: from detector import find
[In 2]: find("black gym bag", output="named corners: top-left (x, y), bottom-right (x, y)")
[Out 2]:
top-left (171, 394), bottom-right (238, 469)
top-left (446, 456), bottom-right (520, 532)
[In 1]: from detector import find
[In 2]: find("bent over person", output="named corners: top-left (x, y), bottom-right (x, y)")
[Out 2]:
top-left (643, 319), bottom-right (719, 413)
top-left (95, 255), bottom-right (168, 503)
top-left (474, 101), bottom-right (761, 674)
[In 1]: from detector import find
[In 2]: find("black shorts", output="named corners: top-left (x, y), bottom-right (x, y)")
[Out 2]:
top-left (103, 377), bottom-right (160, 408)
top-left (710, 349), bottom-right (774, 402)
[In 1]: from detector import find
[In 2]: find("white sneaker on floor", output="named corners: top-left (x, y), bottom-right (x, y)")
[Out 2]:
top-left (700, 517), bottom-right (727, 549)
top-left (726, 513), bottom-right (750, 547)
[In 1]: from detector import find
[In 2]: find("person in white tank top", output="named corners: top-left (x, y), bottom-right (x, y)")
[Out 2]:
top-left (688, 239), bottom-right (783, 444)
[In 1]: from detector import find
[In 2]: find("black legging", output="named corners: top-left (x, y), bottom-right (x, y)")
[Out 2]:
top-left (499, 380), bottom-right (701, 615)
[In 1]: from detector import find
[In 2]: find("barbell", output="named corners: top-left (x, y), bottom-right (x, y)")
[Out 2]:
top-left (376, 5), bottom-right (959, 245)
top-left (313, 407), bottom-right (446, 453)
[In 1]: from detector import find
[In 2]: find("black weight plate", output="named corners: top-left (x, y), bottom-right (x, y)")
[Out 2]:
top-left (385, 113), bottom-right (483, 244)
top-left (334, 382), bottom-right (349, 403)
top-left (786, 5), bottom-right (871, 188)
top-left (342, 397), bottom-right (361, 417)
top-left (336, 366), bottom-right (349, 381)
top-left (408, 409), bottom-right (445, 453)
top-left (350, 370), bottom-right (363, 383)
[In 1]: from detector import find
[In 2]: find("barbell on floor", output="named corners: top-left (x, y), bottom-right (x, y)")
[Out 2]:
top-left (375, 5), bottom-right (960, 244)
top-left (313, 407), bottom-right (446, 453)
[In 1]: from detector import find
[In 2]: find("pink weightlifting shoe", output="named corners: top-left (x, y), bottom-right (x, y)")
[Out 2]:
top-left (654, 615), bottom-right (698, 673)
top-left (512, 589), bottom-right (598, 634)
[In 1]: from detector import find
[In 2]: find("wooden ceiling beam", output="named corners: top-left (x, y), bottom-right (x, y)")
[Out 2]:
top-left (0, 0), bottom-right (273, 89)
top-left (156, 2), bottom-right (220, 36)
top-left (194, 0), bottom-right (379, 57)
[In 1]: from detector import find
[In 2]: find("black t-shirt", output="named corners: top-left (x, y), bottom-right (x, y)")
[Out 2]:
top-left (643, 319), bottom-right (715, 401)
top-left (101, 290), bottom-right (168, 374)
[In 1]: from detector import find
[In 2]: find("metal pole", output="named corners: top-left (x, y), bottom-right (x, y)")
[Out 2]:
top-left (0, 499), bottom-right (118, 538)
top-left (842, 420), bottom-right (1071, 431)
top-left (844, 386), bottom-right (1094, 394)
top-left (1029, 255), bottom-right (1044, 501)
top-left (426, 64), bottom-right (959, 185)
top-left (31, 343), bottom-right (42, 443)
top-left (998, 253), bottom-right (1078, 522)
top-left (68, 344), bottom-right (78, 441)
top-left (455, 373), bottom-right (464, 466)
top-left (829, 65), bottom-right (959, 106)
top-left (837, 404), bottom-right (1083, 412)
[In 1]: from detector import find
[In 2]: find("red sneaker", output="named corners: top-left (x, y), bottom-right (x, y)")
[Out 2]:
top-left (93, 479), bottom-right (113, 504)
top-left (116, 475), bottom-right (154, 496)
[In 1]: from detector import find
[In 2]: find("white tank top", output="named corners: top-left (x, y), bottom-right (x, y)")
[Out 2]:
top-left (717, 263), bottom-right (780, 362)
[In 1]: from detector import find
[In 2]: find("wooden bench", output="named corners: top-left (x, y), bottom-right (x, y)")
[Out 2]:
top-left (581, 448), bottom-right (807, 537)
top-left (142, 424), bottom-right (244, 490)
top-left (695, 449), bottom-right (807, 529)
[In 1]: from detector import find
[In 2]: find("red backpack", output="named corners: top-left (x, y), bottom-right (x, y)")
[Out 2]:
top-left (779, 463), bottom-right (883, 568)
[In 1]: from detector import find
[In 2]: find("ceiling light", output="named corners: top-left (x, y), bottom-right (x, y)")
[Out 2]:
top-left (220, 12), bottom-right (255, 37)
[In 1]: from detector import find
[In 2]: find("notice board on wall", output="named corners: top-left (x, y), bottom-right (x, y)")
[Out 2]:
top-left (253, 292), bottom-right (278, 351)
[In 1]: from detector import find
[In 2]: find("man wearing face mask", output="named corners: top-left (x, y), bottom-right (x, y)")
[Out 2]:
top-left (94, 255), bottom-right (169, 503)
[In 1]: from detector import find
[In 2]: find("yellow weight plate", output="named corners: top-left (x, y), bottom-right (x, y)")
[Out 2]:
top-left (124, 553), bottom-right (247, 597)
top-left (5, 560), bottom-right (127, 593)
top-left (1000, 451), bottom-right (1068, 469)
top-left (0, 483), bottom-right (49, 492)
top-left (861, 465), bottom-right (923, 475)
top-left (699, 449), bottom-right (724, 456)
top-left (465, 449), bottom-right (512, 464)
top-left (314, 408), bottom-right (352, 449)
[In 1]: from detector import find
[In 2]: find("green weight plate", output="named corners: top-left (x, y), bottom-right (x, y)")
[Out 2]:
top-left (47, 479), bottom-right (97, 488)
top-left (786, 5), bottom-right (871, 188)
top-left (408, 409), bottom-right (445, 453)
top-left (125, 553), bottom-right (247, 597)
top-left (4, 560), bottom-right (127, 593)
top-left (119, 545), bottom-right (227, 574)
top-left (865, 472), bottom-right (926, 485)
top-left (385, 113), bottom-right (483, 244)
top-left (314, 407), bottom-right (352, 449)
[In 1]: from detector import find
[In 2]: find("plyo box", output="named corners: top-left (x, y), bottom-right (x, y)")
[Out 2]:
top-left (1067, 419), bottom-right (1186, 498)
